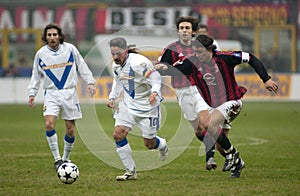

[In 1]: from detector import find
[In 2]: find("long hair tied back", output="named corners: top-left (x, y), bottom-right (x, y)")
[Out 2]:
top-left (127, 44), bottom-right (139, 54)
top-left (193, 34), bottom-right (216, 51)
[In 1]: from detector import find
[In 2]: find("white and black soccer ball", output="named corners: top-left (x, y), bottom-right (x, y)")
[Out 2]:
top-left (57, 162), bottom-right (79, 184)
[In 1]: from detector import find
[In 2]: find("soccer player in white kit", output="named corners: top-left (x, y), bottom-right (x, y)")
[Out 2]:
top-left (27, 23), bottom-right (96, 171)
top-left (107, 37), bottom-right (168, 181)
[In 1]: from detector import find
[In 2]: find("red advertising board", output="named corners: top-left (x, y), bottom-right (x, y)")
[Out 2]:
top-left (0, 3), bottom-right (292, 41)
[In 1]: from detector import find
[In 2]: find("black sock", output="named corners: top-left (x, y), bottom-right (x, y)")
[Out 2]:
top-left (215, 129), bottom-right (232, 152)
top-left (196, 133), bottom-right (204, 141)
top-left (205, 145), bottom-right (215, 162)
top-left (203, 133), bottom-right (215, 162)
top-left (196, 131), bottom-right (217, 161)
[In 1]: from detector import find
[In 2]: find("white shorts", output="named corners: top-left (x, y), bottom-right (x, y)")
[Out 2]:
top-left (114, 99), bottom-right (160, 139)
top-left (43, 88), bottom-right (82, 120)
top-left (216, 99), bottom-right (242, 129)
top-left (176, 86), bottom-right (211, 121)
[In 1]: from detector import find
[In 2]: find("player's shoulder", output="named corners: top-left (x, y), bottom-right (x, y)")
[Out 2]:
top-left (129, 53), bottom-right (150, 62)
top-left (36, 45), bottom-right (52, 56)
top-left (61, 42), bottom-right (77, 50)
top-left (62, 42), bottom-right (73, 47)
top-left (128, 54), bottom-right (152, 70)
top-left (164, 41), bottom-right (180, 49)
top-left (215, 51), bottom-right (242, 58)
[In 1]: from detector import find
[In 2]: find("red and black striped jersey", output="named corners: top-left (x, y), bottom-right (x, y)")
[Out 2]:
top-left (175, 51), bottom-right (271, 107)
top-left (158, 41), bottom-right (195, 88)
top-left (191, 51), bottom-right (247, 107)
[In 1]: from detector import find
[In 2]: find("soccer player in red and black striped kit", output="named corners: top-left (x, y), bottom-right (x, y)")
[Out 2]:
top-left (156, 16), bottom-right (216, 170)
top-left (157, 16), bottom-right (196, 88)
top-left (156, 16), bottom-right (219, 171)
top-left (173, 34), bottom-right (278, 177)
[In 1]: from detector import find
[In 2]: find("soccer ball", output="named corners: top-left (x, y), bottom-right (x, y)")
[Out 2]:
top-left (57, 162), bottom-right (79, 184)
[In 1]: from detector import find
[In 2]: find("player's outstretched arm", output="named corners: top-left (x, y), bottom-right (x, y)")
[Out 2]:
top-left (154, 63), bottom-right (168, 70)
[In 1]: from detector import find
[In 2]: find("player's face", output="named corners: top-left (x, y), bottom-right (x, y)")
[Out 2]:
top-left (46, 28), bottom-right (60, 50)
top-left (178, 22), bottom-right (193, 44)
top-left (198, 28), bottom-right (208, 35)
top-left (110, 46), bottom-right (128, 65)
top-left (193, 46), bottom-right (212, 62)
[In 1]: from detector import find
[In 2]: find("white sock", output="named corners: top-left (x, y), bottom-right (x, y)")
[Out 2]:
top-left (116, 143), bottom-right (135, 172)
top-left (156, 136), bottom-right (166, 150)
top-left (46, 130), bottom-right (61, 161)
top-left (62, 135), bottom-right (74, 161)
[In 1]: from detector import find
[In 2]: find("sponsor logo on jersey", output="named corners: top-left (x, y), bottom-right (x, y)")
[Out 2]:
top-left (42, 62), bottom-right (73, 70)
top-left (118, 75), bottom-right (134, 80)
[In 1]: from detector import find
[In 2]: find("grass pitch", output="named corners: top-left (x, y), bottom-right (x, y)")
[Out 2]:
top-left (0, 102), bottom-right (299, 196)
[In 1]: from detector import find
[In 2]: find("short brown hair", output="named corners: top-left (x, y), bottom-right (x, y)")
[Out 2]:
top-left (109, 37), bottom-right (127, 50)
top-left (109, 37), bottom-right (139, 53)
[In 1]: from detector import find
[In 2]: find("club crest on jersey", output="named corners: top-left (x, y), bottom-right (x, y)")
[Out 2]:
top-left (203, 73), bottom-right (216, 85)
top-left (140, 62), bottom-right (147, 67)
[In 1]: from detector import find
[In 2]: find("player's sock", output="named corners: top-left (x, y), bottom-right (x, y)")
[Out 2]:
top-left (206, 145), bottom-right (215, 162)
top-left (215, 128), bottom-right (232, 152)
top-left (202, 132), bottom-right (215, 162)
top-left (116, 138), bottom-right (135, 172)
top-left (46, 129), bottom-right (61, 161)
top-left (195, 130), bottom-right (206, 141)
top-left (154, 136), bottom-right (166, 150)
top-left (195, 130), bottom-right (215, 161)
top-left (62, 134), bottom-right (75, 161)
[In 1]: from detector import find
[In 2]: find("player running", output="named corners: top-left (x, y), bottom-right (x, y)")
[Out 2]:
top-left (155, 16), bottom-right (216, 170)
top-left (107, 37), bottom-right (168, 181)
top-left (172, 34), bottom-right (278, 177)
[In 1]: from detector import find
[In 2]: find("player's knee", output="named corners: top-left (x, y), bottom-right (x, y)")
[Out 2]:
top-left (112, 126), bottom-right (126, 141)
top-left (199, 111), bottom-right (211, 129)
top-left (44, 121), bottom-right (55, 130)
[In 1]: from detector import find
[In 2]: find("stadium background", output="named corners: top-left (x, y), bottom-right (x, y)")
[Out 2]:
top-left (0, 0), bottom-right (299, 102)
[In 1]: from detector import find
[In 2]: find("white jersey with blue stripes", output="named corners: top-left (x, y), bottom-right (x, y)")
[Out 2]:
top-left (28, 42), bottom-right (95, 97)
top-left (111, 53), bottom-right (160, 116)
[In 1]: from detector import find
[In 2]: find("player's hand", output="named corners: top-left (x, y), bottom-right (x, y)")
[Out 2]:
top-left (149, 92), bottom-right (158, 105)
top-left (264, 79), bottom-right (278, 94)
top-left (154, 63), bottom-right (168, 70)
top-left (107, 99), bottom-right (115, 109)
top-left (28, 96), bottom-right (35, 108)
top-left (87, 84), bottom-right (96, 97)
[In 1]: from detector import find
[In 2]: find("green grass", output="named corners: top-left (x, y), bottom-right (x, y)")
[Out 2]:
top-left (0, 102), bottom-right (299, 196)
